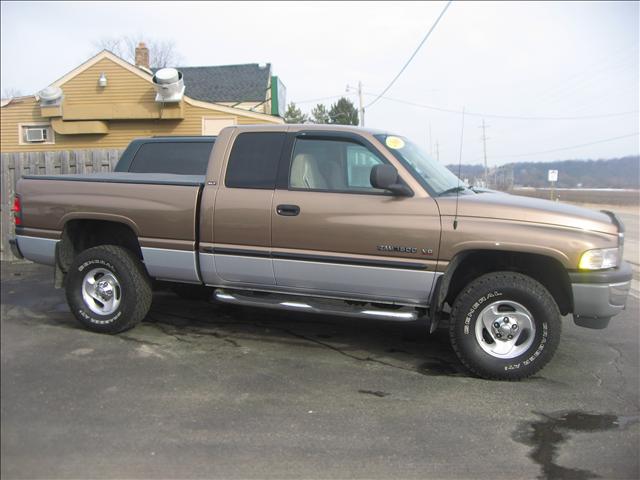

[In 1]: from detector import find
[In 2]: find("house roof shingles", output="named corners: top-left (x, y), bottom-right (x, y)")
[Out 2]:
top-left (154, 63), bottom-right (271, 104)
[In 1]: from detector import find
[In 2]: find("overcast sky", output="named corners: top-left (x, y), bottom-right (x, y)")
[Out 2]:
top-left (1, 1), bottom-right (638, 166)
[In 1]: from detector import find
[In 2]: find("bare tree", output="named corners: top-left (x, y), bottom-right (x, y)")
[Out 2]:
top-left (2, 87), bottom-right (23, 99)
top-left (93, 36), bottom-right (183, 68)
top-left (93, 37), bottom-right (126, 58)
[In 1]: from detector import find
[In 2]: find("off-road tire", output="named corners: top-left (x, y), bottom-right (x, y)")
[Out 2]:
top-left (66, 245), bottom-right (152, 334)
top-left (449, 271), bottom-right (561, 380)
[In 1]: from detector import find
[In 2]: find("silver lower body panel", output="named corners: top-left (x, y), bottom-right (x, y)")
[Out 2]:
top-left (215, 254), bottom-right (275, 285)
top-left (149, 248), bottom-right (439, 306)
top-left (141, 247), bottom-right (200, 283)
top-left (273, 258), bottom-right (437, 304)
top-left (16, 235), bottom-right (57, 266)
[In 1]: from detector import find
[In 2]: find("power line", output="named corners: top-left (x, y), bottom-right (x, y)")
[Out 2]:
top-left (522, 43), bottom-right (639, 109)
top-left (492, 133), bottom-right (639, 159)
top-left (294, 90), bottom-right (637, 121)
top-left (365, 0), bottom-right (452, 109)
top-left (292, 93), bottom-right (354, 104)
top-left (364, 92), bottom-right (639, 120)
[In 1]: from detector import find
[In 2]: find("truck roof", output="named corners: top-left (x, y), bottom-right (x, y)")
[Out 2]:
top-left (146, 136), bottom-right (216, 141)
top-left (225, 124), bottom-right (389, 136)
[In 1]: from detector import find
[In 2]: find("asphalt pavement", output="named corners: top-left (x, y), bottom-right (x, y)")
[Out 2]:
top-left (1, 206), bottom-right (639, 479)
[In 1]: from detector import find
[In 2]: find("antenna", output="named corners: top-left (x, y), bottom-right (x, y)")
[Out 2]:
top-left (453, 106), bottom-right (466, 230)
top-left (480, 119), bottom-right (489, 187)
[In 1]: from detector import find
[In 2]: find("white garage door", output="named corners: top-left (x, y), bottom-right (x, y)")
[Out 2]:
top-left (202, 117), bottom-right (236, 135)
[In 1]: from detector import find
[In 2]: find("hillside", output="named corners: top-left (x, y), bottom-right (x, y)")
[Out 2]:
top-left (446, 156), bottom-right (639, 189)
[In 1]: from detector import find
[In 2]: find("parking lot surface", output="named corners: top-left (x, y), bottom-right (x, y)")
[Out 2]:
top-left (2, 205), bottom-right (639, 479)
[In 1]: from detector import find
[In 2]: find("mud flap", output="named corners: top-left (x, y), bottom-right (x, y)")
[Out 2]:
top-left (53, 243), bottom-right (66, 289)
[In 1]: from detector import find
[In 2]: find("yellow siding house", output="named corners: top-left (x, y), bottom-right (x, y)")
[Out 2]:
top-left (0, 47), bottom-right (284, 153)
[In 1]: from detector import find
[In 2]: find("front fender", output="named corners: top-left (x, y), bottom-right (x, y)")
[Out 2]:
top-left (439, 216), bottom-right (618, 270)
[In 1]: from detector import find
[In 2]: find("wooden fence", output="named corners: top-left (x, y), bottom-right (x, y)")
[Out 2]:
top-left (1, 149), bottom-right (124, 261)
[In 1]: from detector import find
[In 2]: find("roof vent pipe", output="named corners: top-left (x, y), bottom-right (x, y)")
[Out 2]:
top-left (152, 68), bottom-right (185, 103)
top-left (38, 86), bottom-right (64, 106)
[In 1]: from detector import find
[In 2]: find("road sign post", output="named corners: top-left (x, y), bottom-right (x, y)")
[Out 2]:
top-left (548, 169), bottom-right (558, 201)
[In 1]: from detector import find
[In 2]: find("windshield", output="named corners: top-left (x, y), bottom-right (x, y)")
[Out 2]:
top-left (375, 134), bottom-right (468, 196)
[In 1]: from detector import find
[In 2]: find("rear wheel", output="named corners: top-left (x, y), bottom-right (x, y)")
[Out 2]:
top-left (65, 245), bottom-right (152, 333)
top-left (449, 271), bottom-right (561, 380)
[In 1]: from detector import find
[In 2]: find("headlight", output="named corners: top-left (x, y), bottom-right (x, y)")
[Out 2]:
top-left (578, 248), bottom-right (619, 270)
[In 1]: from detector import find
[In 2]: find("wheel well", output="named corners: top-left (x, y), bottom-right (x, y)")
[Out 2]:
top-left (442, 250), bottom-right (573, 315)
top-left (58, 220), bottom-right (142, 273)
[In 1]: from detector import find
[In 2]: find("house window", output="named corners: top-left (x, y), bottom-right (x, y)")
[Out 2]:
top-left (19, 123), bottom-right (55, 145)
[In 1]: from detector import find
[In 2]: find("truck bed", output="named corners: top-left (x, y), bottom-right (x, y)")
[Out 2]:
top-left (16, 173), bottom-right (203, 252)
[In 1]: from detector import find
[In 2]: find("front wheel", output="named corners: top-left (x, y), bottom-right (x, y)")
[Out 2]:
top-left (449, 272), bottom-right (561, 380)
top-left (65, 245), bottom-right (152, 334)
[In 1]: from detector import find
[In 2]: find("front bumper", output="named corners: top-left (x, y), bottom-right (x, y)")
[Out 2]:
top-left (569, 261), bottom-right (633, 329)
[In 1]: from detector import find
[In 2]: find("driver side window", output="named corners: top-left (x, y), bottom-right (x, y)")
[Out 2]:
top-left (289, 138), bottom-right (386, 193)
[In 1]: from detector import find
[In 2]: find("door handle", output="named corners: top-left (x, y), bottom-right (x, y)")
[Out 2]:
top-left (276, 204), bottom-right (300, 216)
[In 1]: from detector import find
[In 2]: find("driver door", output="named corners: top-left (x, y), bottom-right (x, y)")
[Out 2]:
top-left (271, 132), bottom-right (441, 305)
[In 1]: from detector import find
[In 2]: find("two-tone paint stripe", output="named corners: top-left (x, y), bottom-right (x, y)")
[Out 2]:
top-left (200, 246), bottom-right (431, 271)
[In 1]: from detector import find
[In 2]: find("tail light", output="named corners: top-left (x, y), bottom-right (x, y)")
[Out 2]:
top-left (11, 194), bottom-right (22, 226)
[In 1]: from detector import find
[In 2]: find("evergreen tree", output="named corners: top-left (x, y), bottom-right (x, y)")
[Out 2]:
top-left (310, 103), bottom-right (330, 124)
top-left (328, 97), bottom-right (359, 125)
top-left (284, 102), bottom-right (308, 124)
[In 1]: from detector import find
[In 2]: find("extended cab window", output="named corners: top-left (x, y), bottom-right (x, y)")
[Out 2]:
top-left (129, 142), bottom-right (214, 175)
top-left (225, 132), bottom-right (286, 189)
top-left (289, 138), bottom-right (385, 193)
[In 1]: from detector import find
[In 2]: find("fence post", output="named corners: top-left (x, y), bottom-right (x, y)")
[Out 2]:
top-left (60, 150), bottom-right (71, 174)
top-left (44, 151), bottom-right (56, 175)
top-left (76, 150), bottom-right (86, 174)
top-left (108, 149), bottom-right (119, 171)
top-left (1, 153), bottom-right (17, 260)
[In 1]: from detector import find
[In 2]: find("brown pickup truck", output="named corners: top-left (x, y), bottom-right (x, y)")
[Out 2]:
top-left (10, 124), bottom-right (632, 380)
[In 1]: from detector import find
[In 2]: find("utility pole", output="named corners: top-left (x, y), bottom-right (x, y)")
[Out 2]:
top-left (358, 81), bottom-right (365, 127)
top-left (480, 119), bottom-right (489, 187)
top-left (346, 82), bottom-right (365, 127)
top-left (429, 122), bottom-right (433, 157)
top-left (435, 140), bottom-right (440, 162)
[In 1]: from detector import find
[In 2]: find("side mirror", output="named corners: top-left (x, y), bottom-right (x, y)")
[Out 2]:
top-left (370, 164), bottom-right (412, 196)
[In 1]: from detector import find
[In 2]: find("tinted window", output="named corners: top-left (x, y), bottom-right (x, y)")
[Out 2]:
top-left (289, 138), bottom-right (385, 193)
top-left (225, 132), bottom-right (286, 189)
top-left (129, 142), bottom-right (214, 175)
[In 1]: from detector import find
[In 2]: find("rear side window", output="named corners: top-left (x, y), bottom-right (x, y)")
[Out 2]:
top-left (225, 132), bottom-right (286, 189)
top-left (129, 142), bottom-right (214, 175)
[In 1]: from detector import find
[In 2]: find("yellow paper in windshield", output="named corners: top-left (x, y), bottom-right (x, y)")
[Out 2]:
top-left (385, 136), bottom-right (405, 149)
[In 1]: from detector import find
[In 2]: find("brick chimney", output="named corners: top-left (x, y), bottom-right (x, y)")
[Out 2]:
top-left (135, 42), bottom-right (150, 69)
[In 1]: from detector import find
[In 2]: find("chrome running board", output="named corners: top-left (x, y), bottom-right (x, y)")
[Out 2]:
top-left (214, 289), bottom-right (423, 322)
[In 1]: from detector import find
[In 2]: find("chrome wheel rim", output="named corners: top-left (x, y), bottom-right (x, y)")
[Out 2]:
top-left (474, 300), bottom-right (536, 359)
top-left (81, 268), bottom-right (121, 315)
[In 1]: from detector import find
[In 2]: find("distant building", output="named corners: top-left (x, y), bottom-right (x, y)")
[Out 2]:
top-left (0, 44), bottom-right (285, 152)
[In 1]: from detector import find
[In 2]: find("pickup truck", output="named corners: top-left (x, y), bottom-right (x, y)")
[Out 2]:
top-left (10, 125), bottom-right (632, 380)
